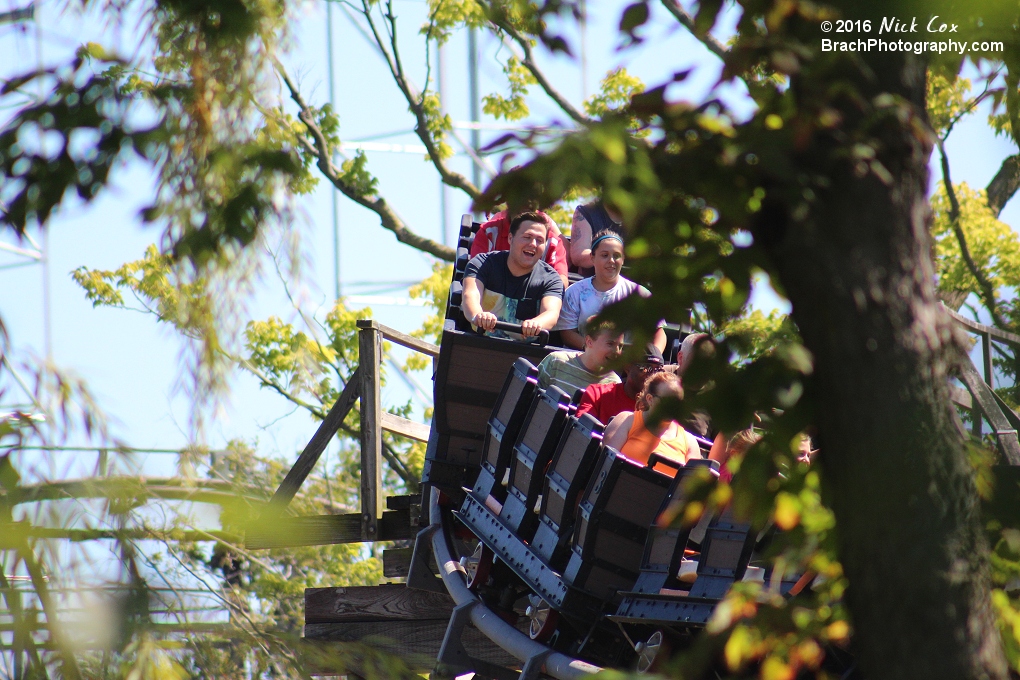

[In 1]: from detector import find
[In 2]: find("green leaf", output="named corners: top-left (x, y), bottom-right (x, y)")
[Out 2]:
top-left (694, 0), bottom-right (724, 35)
top-left (0, 454), bottom-right (20, 492)
top-left (619, 1), bottom-right (650, 42)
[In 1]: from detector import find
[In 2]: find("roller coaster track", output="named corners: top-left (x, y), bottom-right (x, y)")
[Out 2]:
top-left (425, 486), bottom-right (602, 679)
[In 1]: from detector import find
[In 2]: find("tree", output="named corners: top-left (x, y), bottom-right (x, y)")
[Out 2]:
top-left (1, 267), bottom-right (442, 678)
top-left (4, 0), bottom-right (1020, 679)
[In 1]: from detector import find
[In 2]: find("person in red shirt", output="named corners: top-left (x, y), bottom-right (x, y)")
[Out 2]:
top-left (470, 204), bottom-right (569, 289)
top-left (576, 344), bottom-right (664, 425)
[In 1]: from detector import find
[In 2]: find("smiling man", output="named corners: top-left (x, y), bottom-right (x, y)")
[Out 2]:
top-left (461, 211), bottom-right (564, 340)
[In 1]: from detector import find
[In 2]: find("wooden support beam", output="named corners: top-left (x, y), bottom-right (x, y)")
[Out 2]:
top-left (380, 412), bottom-right (431, 442)
top-left (949, 385), bottom-right (972, 410)
top-left (306, 584), bottom-right (454, 623)
top-left (959, 355), bottom-right (1020, 464)
top-left (945, 306), bottom-right (1020, 347)
top-left (268, 366), bottom-right (362, 510)
top-left (302, 585), bottom-right (520, 672)
top-left (383, 548), bottom-right (418, 578)
top-left (385, 494), bottom-right (422, 510)
top-left (983, 334), bottom-right (995, 388)
top-left (358, 321), bottom-right (384, 539)
top-left (244, 510), bottom-right (415, 549)
top-left (305, 621), bottom-right (507, 664)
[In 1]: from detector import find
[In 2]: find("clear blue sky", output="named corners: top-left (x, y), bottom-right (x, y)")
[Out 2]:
top-left (0, 0), bottom-right (1015, 474)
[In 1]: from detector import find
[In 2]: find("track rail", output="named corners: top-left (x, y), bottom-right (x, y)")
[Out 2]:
top-left (427, 487), bottom-right (602, 680)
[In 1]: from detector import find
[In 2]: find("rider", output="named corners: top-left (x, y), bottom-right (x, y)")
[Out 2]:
top-left (536, 319), bottom-right (626, 397)
top-left (461, 212), bottom-right (564, 340)
top-left (469, 198), bottom-right (569, 289)
top-left (555, 229), bottom-right (667, 352)
top-left (603, 371), bottom-right (703, 476)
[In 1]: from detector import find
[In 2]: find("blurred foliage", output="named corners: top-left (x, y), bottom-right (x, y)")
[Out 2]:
top-left (928, 73), bottom-right (973, 138)
top-left (931, 183), bottom-right (1020, 305)
top-left (4, 0), bottom-right (1020, 677)
top-left (478, 0), bottom-right (1020, 677)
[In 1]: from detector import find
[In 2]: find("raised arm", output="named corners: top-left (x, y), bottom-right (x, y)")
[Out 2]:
top-left (652, 326), bottom-right (667, 353)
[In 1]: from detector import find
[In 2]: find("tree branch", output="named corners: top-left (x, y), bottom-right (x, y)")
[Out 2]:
top-left (483, 6), bottom-right (593, 126)
top-left (361, 0), bottom-right (482, 200)
top-left (986, 154), bottom-right (1020, 217)
top-left (659, 0), bottom-right (729, 60)
top-left (941, 77), bottom-right (996, 143)
top-left (938, 138), bottom-right (1007, 328)
top-left (273, 61), bottom-right (455, 261)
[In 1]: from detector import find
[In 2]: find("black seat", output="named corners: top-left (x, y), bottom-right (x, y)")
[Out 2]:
top-left (446, 215), bottom-right (481, 332)
top-left (532, 413), bottom-right (605, 569)
top-left (688, 507), bottom-right (755, 599)
top-left (562, 447), bottom-right (677, 600)
top-left (499, 386), bottom-right (573, 539)
top-left (609, 462), bottom-right (749, 630)
top-left (470, 358), bottom-right (541, 504)
top-left (423, 329), bottom-right (553, 499)
top-left (629, 459), bottom-right (719, 595)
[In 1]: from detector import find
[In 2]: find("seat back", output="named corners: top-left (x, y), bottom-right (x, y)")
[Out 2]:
top-left (499, 386), bottom-right (572, 537)
top-left (470, 358), bottom-right (540, 503)
top-left (446, 215), bottom-right (479, 332)
top-left (688, 506), bottom-right (756, 599)
top-left (532, 414), bottom-right (604, 567)
top-left (562, 447), bottom-right (674, 600)
top-left (630, 459), bottom-right (719, 594)
top-left (423, 328), bottom-right (553, 497)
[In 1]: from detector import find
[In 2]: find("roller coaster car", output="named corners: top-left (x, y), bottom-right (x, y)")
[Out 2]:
top-left (612, 490), bottom-right (757, 630)
top-left (532, 413), bottom-right (605, 570)
top-left (499, 385), bottom-right (573, 540)
top-left (426, 330), bottom-right (553, 501)
top-left (456, 364), bottom-right (678, 606)
top-left (446, 358), bottom-right (764, 668)
top-left (469, 358), bottom-right (541, 506)
top-left (423, 215), bottom-right (765, 668)
top-left (422, 217), bottom-right (556, 501)
top-left (562, 449), bottom-right (693, 601)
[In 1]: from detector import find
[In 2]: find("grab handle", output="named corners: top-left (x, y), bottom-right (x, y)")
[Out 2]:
top-left (490, 321), bottom-right (550, 346)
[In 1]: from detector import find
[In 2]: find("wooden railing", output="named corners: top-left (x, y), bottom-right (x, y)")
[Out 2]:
top-left (246, 320), bottom-right (438, 549)
top-left (944, 306), bottom-right (1020, 465)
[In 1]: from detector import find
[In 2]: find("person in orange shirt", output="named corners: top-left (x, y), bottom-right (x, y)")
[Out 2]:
top-left (603, 371), bottom-right (703, 476)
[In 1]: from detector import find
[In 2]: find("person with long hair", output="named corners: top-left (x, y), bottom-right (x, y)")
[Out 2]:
top-left (603, 371), bottom-right (703, 476)
top-left (554, 229), bottom-right (666, 351)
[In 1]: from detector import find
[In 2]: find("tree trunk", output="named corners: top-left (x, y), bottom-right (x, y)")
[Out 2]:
top-left (762, 51), bottom-right (1008, 679)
